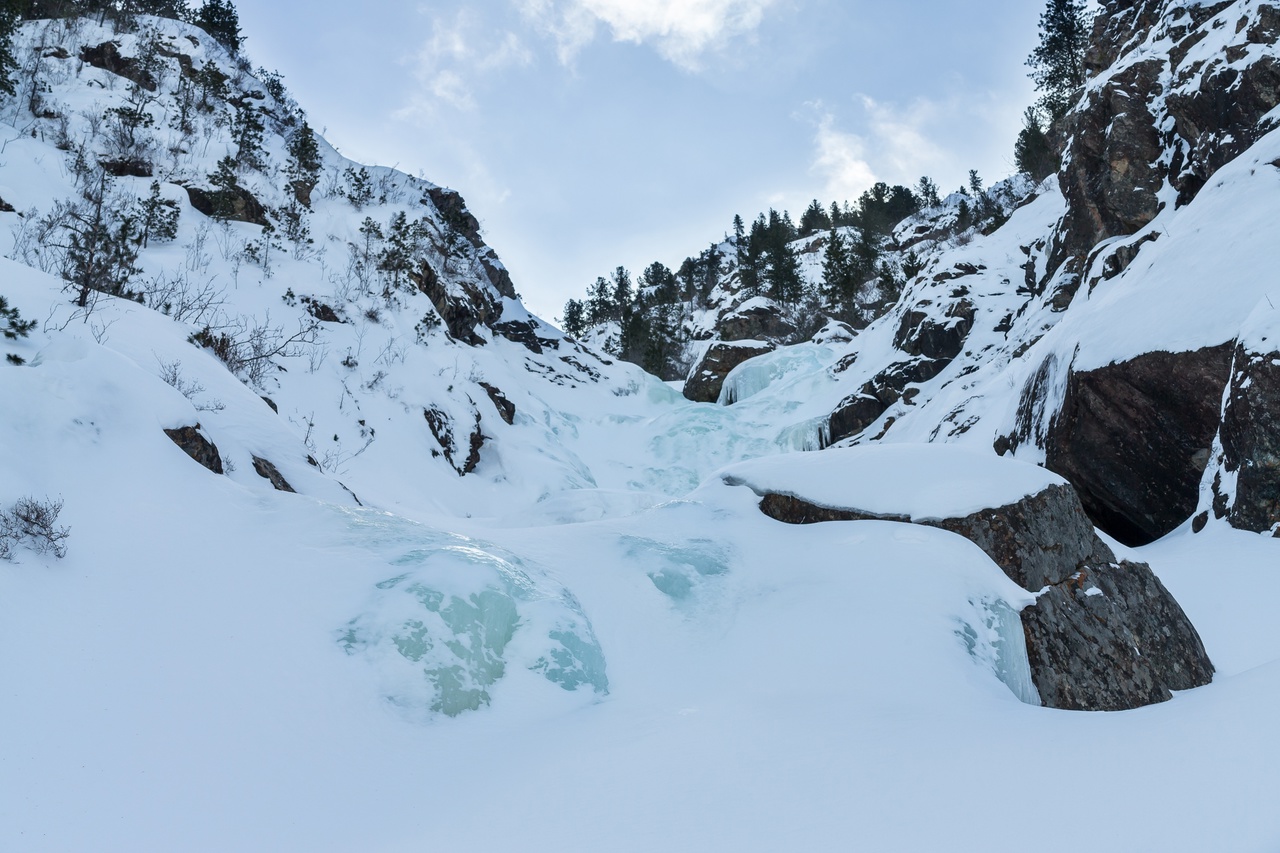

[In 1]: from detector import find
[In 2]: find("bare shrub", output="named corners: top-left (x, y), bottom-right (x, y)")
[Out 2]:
top-left (1, 496), bottom-right (70, 560)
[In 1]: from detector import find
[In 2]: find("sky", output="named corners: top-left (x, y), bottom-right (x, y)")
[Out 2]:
top-left (234, 0), bottom-right (1043, 320)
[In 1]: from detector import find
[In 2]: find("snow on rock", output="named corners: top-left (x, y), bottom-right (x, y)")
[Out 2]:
top-left (716, 443), bottom-right (1066, 523)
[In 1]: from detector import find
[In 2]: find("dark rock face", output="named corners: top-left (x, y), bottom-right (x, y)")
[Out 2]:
top-left (492, 320), bottom-right (557, 354)
top-left (719, 303), bottom-right (797, 343)
top-left (1055, 58), bottom-right (1165, 269)
top-left (683, 341), bottom-right (774, 404)
top-left (1044, 345), bottom-right (1234, 545)
top-left (827, 392), bottom-right (888, 445)
top-left (80, 41), bottom-right (157, 91)
top-left (164, 425), bottom-right (223, 474)
top-left (423, 187), bottom-right (518, 301)
top-left (827, 357), bottom-right (948, 444)
top-left (1219, 341), bottom-right (1280, 532)
top-left (931, 484), bottom-right (1100, 591)
top-left (478, 382), bottom-right (516, 425)
top-left (424, 407), bottom-right (484, 476)
top-left (893, 299), bottom-right (975, 363)
top-left (1052, 0), bottom-right (1280, 274)
top-left (251, 456), bottom-right (296, 493)
top-left (1023, 558), bottom-right (1215, 710)
top-left (752, 477), bottom-right (1213, 711)
top-left (411, 261), bottom-right (497, 347)
top-left (185, 184), bottom-right (269, 227)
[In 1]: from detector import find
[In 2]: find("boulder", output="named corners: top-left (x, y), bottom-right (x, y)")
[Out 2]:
top-left (164, 425), bottom-right (223, 474)
top-left (1023, 558), bottom-right (1215, 710)
top-left (185, 184), bottom-right (269, 227)
top-left (80, 41), bottom-right (157, 91)
top-left (732, 445), bottom-right (1214, 711)
top-left (683, 341), bottom-right (774, 404)
top-left (1044, 344), bottom-right (1234, 545)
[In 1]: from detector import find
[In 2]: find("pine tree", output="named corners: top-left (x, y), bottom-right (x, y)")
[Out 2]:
top-left (231, 99), bottom-right (265, 171)
top-left (765, 239), bottom-right (803, 305)
top-left (136, 180), bottom-right (179, 247)
top-left (916, 176), bottom-right (940, 208)
top-left (1027, 0), bottom-right (1090, 120)
top-left (194, 0), bottom-right (241, 53)
top-left (56, 173), bottom-right (143, 307)
top-left (561, 299), bottom-right (586, 338)
top-left (0, 0), bottom-right (20, 98)
top-left (585, 276), bottom-right (612, 325)
top-left (1015, 107), bottom-right (1058, 181)
top-left (798, 199), bottom-right (832, 238)
top-left (286, 121), bottom-right (322, 187)
top-left (0, 295), bottom-right (36, 340)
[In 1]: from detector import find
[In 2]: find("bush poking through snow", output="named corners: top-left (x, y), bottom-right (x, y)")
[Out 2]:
top-left (0, 497), bottom-right (70, 561)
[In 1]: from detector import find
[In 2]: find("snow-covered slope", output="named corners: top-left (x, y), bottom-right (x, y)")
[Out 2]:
top-left (3, 4), bottom-right (1280, 851)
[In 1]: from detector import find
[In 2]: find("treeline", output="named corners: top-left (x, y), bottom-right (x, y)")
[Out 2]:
top-left (562, 180), bottom-right (939, 378)
top-left (562, 169), bottom-right (1028, 380)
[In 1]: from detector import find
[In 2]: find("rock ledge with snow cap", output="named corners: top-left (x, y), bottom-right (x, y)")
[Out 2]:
top-left (719, 443), bottom-right (1214, 711)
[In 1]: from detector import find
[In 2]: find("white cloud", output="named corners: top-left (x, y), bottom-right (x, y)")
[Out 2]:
top-left (403, 10), bottom-right (533, 113)
top-left (809, 93), bottom-right (1021, 202)
top-left (810, 112), bottom-right (877, 201)
top-left (518, 0), bottom-right (778, 70)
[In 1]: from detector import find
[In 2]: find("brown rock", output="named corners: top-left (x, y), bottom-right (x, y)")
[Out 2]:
top-left (1044, 345), bottom-right (1233, 545)
top-left (251, 456), bottom-right (295, 493)
top-left (164, 425), bottom-right (223, 474)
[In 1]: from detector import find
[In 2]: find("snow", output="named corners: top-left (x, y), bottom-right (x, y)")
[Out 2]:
top-left (717, 443), bottom-right (1067, 521)
top-left (1, 7), bottom-right (1280, 853)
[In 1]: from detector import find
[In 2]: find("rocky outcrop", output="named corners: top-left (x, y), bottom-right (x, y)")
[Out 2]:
top-left (1218, 340), bottom-right (1280, 532)
top-left (1052, 0), bottom-right (1280, 274)
top-left (424, 406), bottom-right (484, 476)
top-left (1044, 345), bottom-right (1234, 545)
top-left (411, 261), bottom-right (499, 347)
top-left (164, 425), bottom-right (223, 474)
top-left (251, 456), bottom-right (296, 493)
top-left (827, 356), bottom-right (948, 444)
top-left (719, 302), bottom-right (797, 343)
top-left (80, 41), bottom-right (157, 91)
top-left (893, 299), bottom-right (975, 363)
top-left (755, 477), bottom-right (1213, 711)
top-left (683, 341), bottom-right (774, 404)
top-left (478, 382), bottom-right (516, 425)
top-left (185, 184), bottom-right (269, 227)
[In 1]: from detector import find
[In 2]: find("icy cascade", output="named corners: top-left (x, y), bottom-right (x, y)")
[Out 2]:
top-left (337, 510), bottom-right (607, 717)
top-left (959, 598), bottom-right (1040, 706)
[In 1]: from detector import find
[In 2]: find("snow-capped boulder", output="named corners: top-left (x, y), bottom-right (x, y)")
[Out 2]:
top-left (683, 340), bottom-right (775, 403)
top-left (722, 444), bottom-right (1214, 710)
